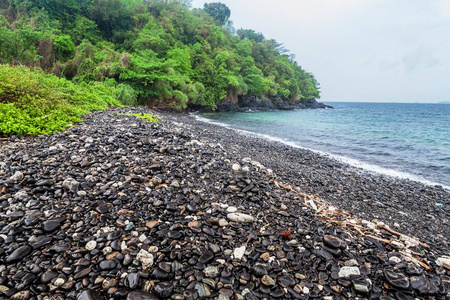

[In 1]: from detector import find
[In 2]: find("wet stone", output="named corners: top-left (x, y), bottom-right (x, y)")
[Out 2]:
top-left (384, 269), bottom-right (410, 289)
top-left (127, 273), bottom-right (139, 289)
top-left (74, 267), bottom-right (92, 280)
top-left (77, 290), bottom-right (104, 300)
top-left (41, 270), bottom-right (58, 283)
top-left (6, 245), bottom-right (32, 263)
top-left (99, 259), bottom-right (117, 270)
top-left (153, 282), bottom-right (173, 298)
top-left (410, 276), bottom-right (439, 295)
top-left (42, 220), bottom-right (61, 232)
top-left (323, 235), bottom-right (345, 249)
top-left (198, 250), bottom-right (214, 264)
top-left (127, 291), bottom-right (158, 300)
top-left (30, 236), bottom-right (53, 249)
top-left (252, 265), bottom-right (268, 277)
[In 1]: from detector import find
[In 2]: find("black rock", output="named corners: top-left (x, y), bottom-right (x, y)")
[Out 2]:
top-left (99, 260), bottom-right (117, 270)
top-left (126, 291), bottom-right (158, 300)
top-left (323, 235), bottom-right (345, 249)
top-left (41, 270), bottom-right (58, 283)
top-left (198, 250), bottom-right (214, 264)
top-left (30, 236), bottom-right (53, 249)
top-left (74, 267), bottom-right (92, 279)
top-left (42, 220), bottom-right (61, 232)
top-left (127, 273), bottom-right (139, 289)
top-left (6, 245), bottom-right (32, 263)
top-left (153, 282), bottom-right (173, 298)
top-left (107, 231), bottom-right (122, 241)
top-left (384, 269), bottom-right (410, 289)
top-left (410, 276), bottom-right (439, 295)
top-left (77, 290), bottom-right (104, 300)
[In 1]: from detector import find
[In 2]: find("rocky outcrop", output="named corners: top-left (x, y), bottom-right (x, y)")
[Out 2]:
top-left (216, 96), bottom-right (332, 112)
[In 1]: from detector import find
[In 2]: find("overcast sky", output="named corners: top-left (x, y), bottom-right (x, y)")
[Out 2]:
top-left (191, 0), bottom-right (450, 103)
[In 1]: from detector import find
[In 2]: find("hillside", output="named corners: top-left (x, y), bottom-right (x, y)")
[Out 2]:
top-left (0, 0), bottom-right (320, 111)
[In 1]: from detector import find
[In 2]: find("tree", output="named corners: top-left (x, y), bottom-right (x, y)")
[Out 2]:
top-left (203, 2), bottom-right (230, 26)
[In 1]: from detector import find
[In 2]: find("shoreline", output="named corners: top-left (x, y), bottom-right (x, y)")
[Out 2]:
top-left (0, 107), bottom-right (449, 299)
top-left (190, 112), bottom-right (450, 191)
top-left (158, 110), bottom-right (450, 249)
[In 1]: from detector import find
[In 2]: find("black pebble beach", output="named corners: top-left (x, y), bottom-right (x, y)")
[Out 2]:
top-left (0, 107), bottom-right (449, 300)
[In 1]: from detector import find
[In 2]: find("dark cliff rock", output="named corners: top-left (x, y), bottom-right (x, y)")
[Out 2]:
top-left (304, 99), bottom-right (333, 109)
top-left (216, 96), bottom-right (332, 112)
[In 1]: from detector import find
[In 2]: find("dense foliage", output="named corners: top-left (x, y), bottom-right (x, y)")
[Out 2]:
top-left (0, 64), bottom-right (121, 135)
top-left (0, 0), bottom-right (320, 112)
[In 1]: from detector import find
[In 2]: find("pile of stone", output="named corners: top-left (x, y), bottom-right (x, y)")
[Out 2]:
top-left (0, 108), bottom-right (448, 299)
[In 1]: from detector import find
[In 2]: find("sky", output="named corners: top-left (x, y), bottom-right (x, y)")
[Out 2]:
top-left (191, 0), bottom-right (450, 103)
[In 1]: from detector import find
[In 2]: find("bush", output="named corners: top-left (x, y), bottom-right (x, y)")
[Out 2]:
top-left (0, 64), bottom-right (122, 136)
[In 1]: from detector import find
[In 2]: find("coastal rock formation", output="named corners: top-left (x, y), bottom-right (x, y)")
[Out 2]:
top-left (216, 96), bottom-right (332, 111)
top-left (0, 108), bottom-right (448, 299)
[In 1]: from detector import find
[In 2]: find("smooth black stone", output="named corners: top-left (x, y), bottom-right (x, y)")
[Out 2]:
top-left (410, 276), bottom-right (439, 295)
top-left (384, 269), bottom-right (410, 289)
top-left (405, 264), bottom-right (423, 276)
top-left (107, 231), bottom-right (122, 241)
top-left (186, 204), bottom-right (196, 213)
top-left (115, 288), bottom-right (130, 297)
top-left (6, 245), bottom-right (32, 263)
top-left (282, 243), bottom-right (294, 252)
top-left (99, 260), bottom-right (117, 270)
top-left (77, 290), bottom-right (104, 300)
top-left (24, 213), bottom-right (43, 226)
top-left (198, 250), bottom-right (214, 264)
top-left (269, 288), bottom-right (285, 298)
top-left (158, 262), bottom-right (171, 273)
top-left (366, 255), bottom-right (379, 264)
top-left (379, 297), bottom-right (396, 300)
top-left (96, 204), bottom-right (110, 214)
top-left (323, 235), bottom-right (345, 249)
top-left (22, 273), bottom-right (36, 285)
top-left (278, 274), bottom-right (295, 287)
top-left (167, 231), bottom-right (182, 239)
top-left (126, 291), bottom-right (158, 300)
top-left (30, 236), bottom-right (53, 249)
top-left (153, 282), bottom-right (173, 298)
top-left (151, 268), bottom-right (169, 279)
top-left (51, 243), bottom-right (70, 253)
top-left (111, 240), bottom-right (121, 251)
top-left (202, 227), bottom-right (214, 236)
top-left (127, 273), bottom-right (139, 289)
top-left (42, 220), bottom-right (61, 232)
top-left (314, 249), bottom-right (333, 261)
top-left (322, 245), bottom-right (342, 257)
top-left (41, 270), bottom-right (58, 283)
top-left (74, 267), bottom-right (92, 279)
top-left (395, 292), bottom-right (413, 300)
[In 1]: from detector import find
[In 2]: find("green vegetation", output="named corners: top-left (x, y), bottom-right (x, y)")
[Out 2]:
top-left (0, 0), bottom-right (321, 135)
top-left (0, 64), bottom-right (121, 135)
top-left (118, 112), bottom-right (160, 124)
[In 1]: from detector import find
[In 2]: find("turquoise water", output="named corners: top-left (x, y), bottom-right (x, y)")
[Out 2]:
top-left (199, 102), bottom-right (450, 188)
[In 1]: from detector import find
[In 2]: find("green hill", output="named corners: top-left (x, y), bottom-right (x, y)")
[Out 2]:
top-left (0, 0), bottom-right (321, 134)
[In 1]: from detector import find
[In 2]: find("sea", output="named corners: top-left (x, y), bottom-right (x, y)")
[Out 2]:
top-left (195, 102), bottom-right (450, 190)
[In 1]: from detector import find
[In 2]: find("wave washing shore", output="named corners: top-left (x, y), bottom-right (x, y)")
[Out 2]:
top-left (192, 112), bottom-right (450, 191)
top-left (0, 107), bottom-right (449, 299)
top-left (196, 102), bottom-right (450, 191)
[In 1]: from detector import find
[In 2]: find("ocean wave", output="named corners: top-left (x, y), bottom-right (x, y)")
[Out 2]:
top-left (191, 112), bottom-right (450, 191)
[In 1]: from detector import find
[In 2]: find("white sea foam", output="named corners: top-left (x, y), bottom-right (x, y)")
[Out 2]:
top-left (191, 112), bottom-right (450, 191)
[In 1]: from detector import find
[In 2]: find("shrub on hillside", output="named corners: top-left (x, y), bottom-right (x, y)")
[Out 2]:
top-left (0, 64), bottom-right (122, 135)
